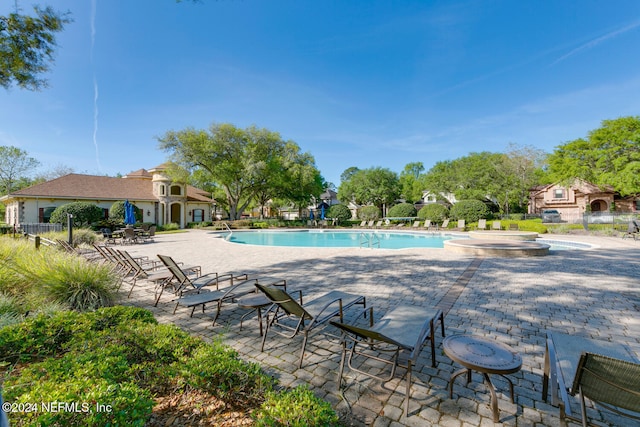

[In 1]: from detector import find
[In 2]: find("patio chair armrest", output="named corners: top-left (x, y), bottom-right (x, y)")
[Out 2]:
top-left (311, 297), bottom-right (348, 325)
top-left (232, 273), bottom-right (249, 282)
top-left (263, 279), bottom-right (287, 290)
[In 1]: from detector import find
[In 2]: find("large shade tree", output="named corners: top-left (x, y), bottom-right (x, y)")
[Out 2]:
top-left (547, 116), bottom-right (640, 196)
top-left (158, 123), bottom-right (323, 220)
top-left (338, 167), bottom-right (400, 212)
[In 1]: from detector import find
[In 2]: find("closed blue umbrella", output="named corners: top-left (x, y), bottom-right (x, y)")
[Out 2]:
top-left (124, 200), bottom-right (135, 225)
top-left (320, 204), bottom-right (325, 220)
top-left (309, 209), bottom-right (314, 220)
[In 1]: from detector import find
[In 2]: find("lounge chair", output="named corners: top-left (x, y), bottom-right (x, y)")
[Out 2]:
top-left (374, 220), bottom-right (383, 228)
top-left (157, 254), bottom-right (249, 321)
top-left (256, 283), bottom-right (366, 368)
top-left (440, 219), bottom-right (450, 230)
top-left (411, 220), bottom-right (421, 228)
top-left (367, 220), bottom-right (375, 228)
top-left (356, 220), bottom-right (366, 228)
top-left (331, 305), bottom-right (445, 415)
top-left (477, 219), bottom-right (487, 230)
top-left (117, 249), bottom-right (186, 298)
top-left (509, 223), bottom-right (519, 231)
top-left (454, 219), bottom-right (465, 231)
top-left (492, 220), bottom-right (502, 230)
top-left (172, 276), bottom-right (258, 324)
top-left (542, 331), bottom-right (640, 426)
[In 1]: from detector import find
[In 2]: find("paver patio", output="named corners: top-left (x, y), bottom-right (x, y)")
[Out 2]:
top-left (122, 229), bottom-right (640, 426)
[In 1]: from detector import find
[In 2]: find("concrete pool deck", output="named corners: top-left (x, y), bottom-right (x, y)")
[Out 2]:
top-left (122, 229), bottom-right (640, 426)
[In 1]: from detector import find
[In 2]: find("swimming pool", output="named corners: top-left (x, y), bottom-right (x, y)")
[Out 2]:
top-left (226, 230), bottom-right (462, 249)
top-left (226, 230), bottom-right (460, 249)
top-left (224, 230), bottom-right (592, 251)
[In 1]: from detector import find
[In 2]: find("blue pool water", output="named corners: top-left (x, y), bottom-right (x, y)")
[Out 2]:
top-left (224, 230), bottom-right (592, 250)
top-left (226, 230), bottom-right (461, 249)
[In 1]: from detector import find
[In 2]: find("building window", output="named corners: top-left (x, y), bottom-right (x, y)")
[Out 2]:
top-left (159, 185), bottom-right (165, 195)
top-left (170, 185), bottom-right (181, 196)
top-left (193, 209), bottom-right (204, 222)
top-left (553, 188), bottom-right (565, 199)
top-left (40, 207), bottom-right (56, 223)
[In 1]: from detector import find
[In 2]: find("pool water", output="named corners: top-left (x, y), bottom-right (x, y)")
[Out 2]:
top-left (224, 230), bottom-right (591, 251)
top-left (226, 230), bottom-right (460, 249)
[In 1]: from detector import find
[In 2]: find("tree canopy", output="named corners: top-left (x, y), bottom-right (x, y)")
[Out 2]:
top-left (158, 123), bottom-right (323, 219)
top-left (547, 116), bottom-right (640, 196)
top-left (0, 4), bottom-right (71, 91)
top-left (421, 145), bottom-right (545, 214)
top-left (337, 167), bottom-right (400, 211)
top-left (0, 145), bottom-right (40, 194)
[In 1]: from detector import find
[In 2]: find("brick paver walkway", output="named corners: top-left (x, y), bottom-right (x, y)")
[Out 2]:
top-left (123, 230), bottom-right (640, 426)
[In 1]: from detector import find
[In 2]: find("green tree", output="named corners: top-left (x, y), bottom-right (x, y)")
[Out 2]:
top-left (159, 123), bottom-right (321, 220)
top-left (0, 145), bottom-right (40, 194)
top-left (398, 162), bottom-right (425, 203)
top-left (547, 116), bottom-right (640, 196)
top-left (338, 167), bottom-right (399, 212)
top-left (0, 5), bottom-right (71, 91)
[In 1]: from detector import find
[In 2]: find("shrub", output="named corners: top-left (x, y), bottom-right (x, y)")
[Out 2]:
top-left (254, 385), bottom-right (339, 427)
top-left (50, 202), bottom-right (105, 227)
top-left (109, 201), bottom-right (142, 224)
top-left (449, 200), bottom-right (490, 223)
top-left (387, 202), bottom-right (417, 218)
top-left (42, 257), bottom-right (119, 311)
top-left (358, 205), bottom-right (380, 220)
top-left (327, 204), bottom-right (352, 223)
top-left (159, 222), bottom-right (180, 231)
top-left (418, 204), bottom-right (449, 223)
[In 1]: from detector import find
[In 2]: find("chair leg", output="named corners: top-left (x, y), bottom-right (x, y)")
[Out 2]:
top-left (578, 386), bottom-right (588, 427)
top-left (405, 361), bottom-right (412, 415)
top-left (299, 331), bottom-right (310, 369)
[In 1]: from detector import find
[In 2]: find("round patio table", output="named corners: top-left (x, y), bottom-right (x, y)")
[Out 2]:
top-left (237, 293), bottom-right (272, 336)
top-left (443, 335), bottom-right (522, 422)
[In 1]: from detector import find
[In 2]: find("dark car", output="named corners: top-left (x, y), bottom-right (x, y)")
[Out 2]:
top-left (541, 209), bottom-right (561, 223)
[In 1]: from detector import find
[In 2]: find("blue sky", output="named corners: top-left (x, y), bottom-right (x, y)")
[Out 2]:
top-left (1, 0), bottom-right (640, 186)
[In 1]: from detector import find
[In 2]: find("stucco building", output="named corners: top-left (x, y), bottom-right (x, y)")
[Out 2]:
top-left (0, 164), bottom-right (214, 229)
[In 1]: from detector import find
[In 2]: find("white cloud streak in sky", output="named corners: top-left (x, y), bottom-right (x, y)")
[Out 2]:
top-left (552, 20), bottom-right (640, 66)
top-left (91, 0), bottom-right (102, 172)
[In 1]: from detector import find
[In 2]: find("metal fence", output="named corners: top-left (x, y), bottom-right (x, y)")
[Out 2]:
top-left (19, 223), bottom-right (63, 234)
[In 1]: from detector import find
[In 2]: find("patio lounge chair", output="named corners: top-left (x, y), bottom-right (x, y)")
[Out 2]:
top-left (157, 254), bottom-right (247, 318)
top-left (454, 219), bottom-right (465, 231)
top-left (172, 276), bottom-right (258, 324)
top-left (331, 305), bottom-right (445, 415)
top-left (440, 219), bottom-right (450, 229)
top-left (117, 249), bottom-right (186, 298)
top-left (477, 219), bottom-right (487, 230)
top-left (411, 220), bottom-right (421, 228)
top-left (492, 220), bottom-right (502, 230)
top-left (256, 283), bottom-right (366, 368)
top-left (542, 331), bottom-right (640, 426)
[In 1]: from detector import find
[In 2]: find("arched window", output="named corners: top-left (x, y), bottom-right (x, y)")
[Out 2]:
top-left (170, 185), bottom-right (181, 196)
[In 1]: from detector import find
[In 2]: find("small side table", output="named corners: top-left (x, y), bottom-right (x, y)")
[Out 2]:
top-left (237, 293), bottom-right (272, 336)
top-left (443, 335), bottom-right (522, 423)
